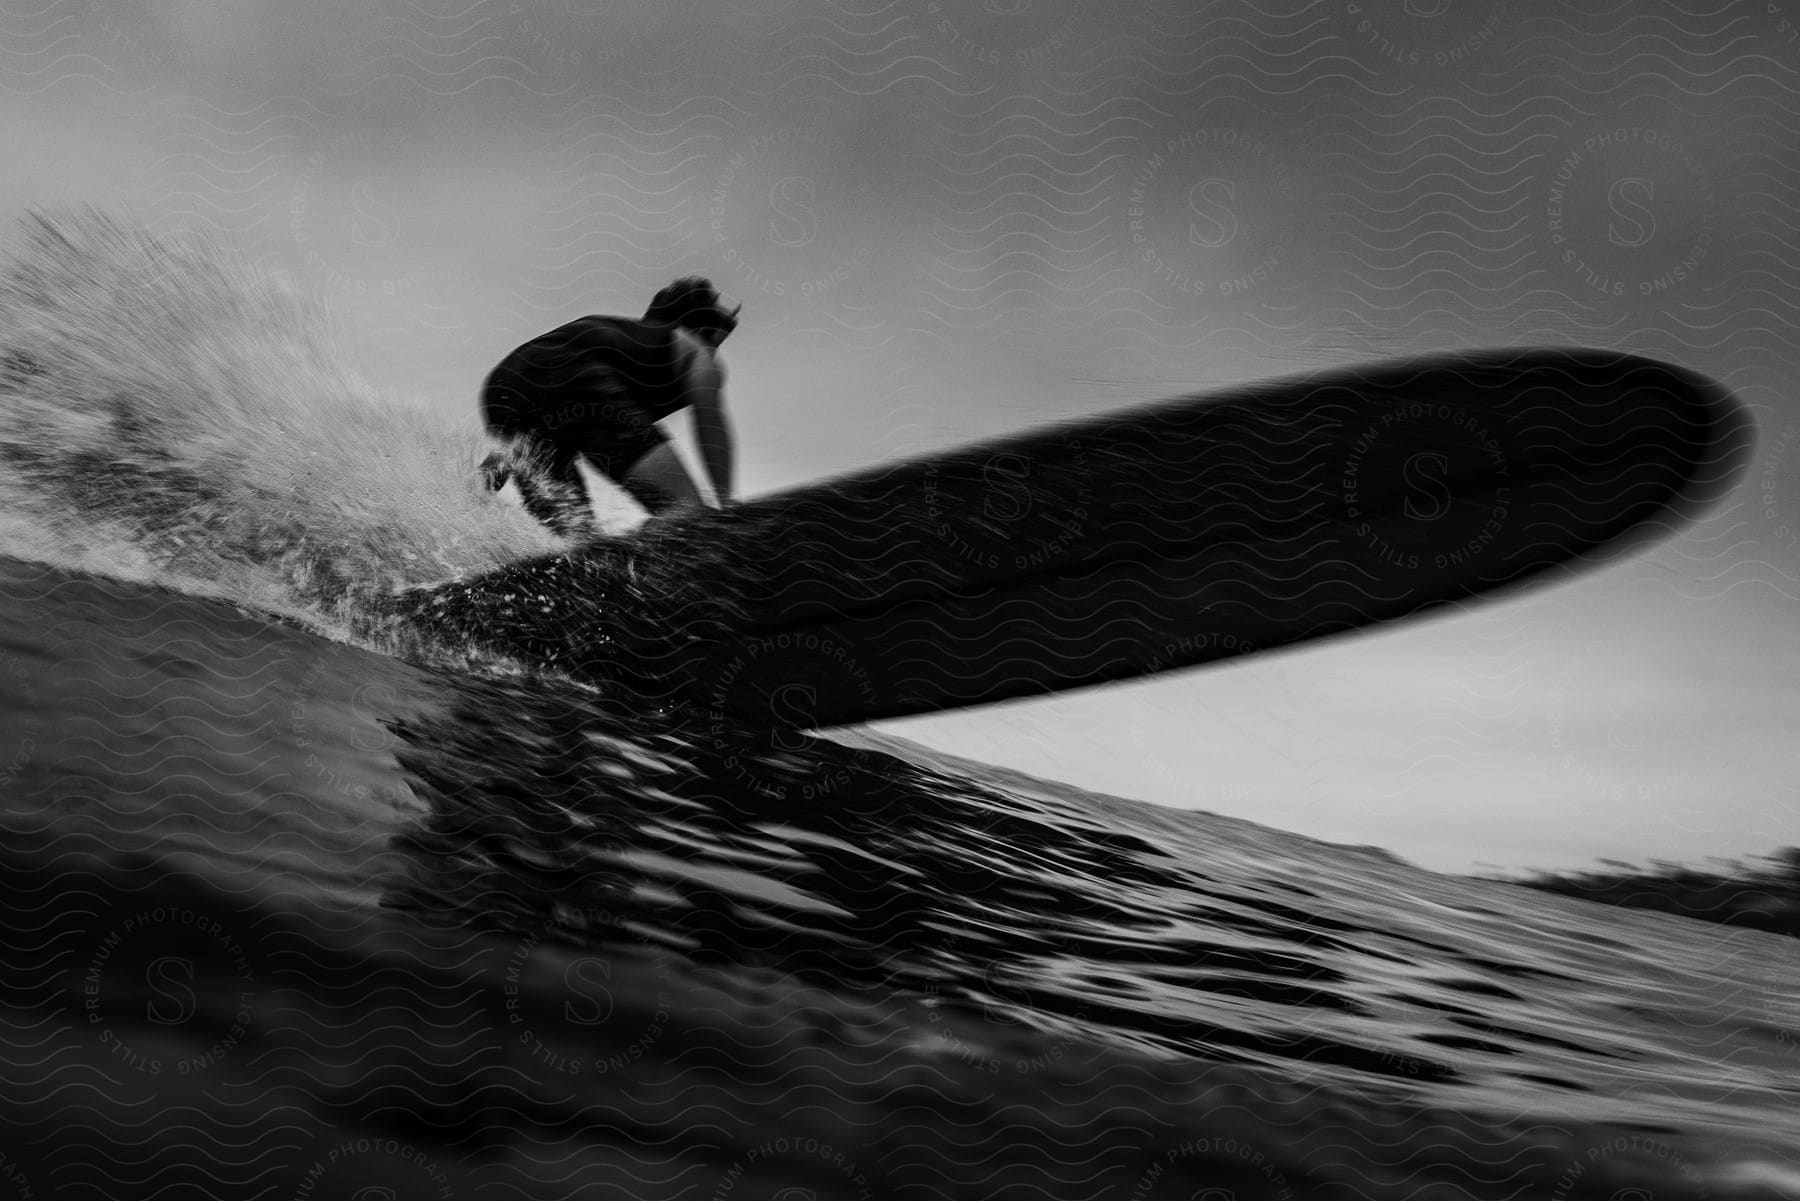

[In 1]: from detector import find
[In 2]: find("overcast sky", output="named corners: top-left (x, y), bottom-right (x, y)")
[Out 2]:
top-left (5, 0), bottom-right (1799, 873)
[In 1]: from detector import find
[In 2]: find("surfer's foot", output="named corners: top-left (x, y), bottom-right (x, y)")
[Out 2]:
top-left (479, 451), bottom-right (511, 491)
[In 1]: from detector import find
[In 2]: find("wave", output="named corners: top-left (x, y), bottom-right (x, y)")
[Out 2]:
top-left (0, 209), bottom-right (575, 640)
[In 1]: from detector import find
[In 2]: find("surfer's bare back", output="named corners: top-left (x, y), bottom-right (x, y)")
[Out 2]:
top-left (479, 277), bottom-right (740, 536)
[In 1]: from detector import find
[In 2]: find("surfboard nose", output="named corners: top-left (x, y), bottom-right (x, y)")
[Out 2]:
top-left (1541, 347), bottom-right (1754, 532)
top-left (1318, 347), bottom-right (1755, 577)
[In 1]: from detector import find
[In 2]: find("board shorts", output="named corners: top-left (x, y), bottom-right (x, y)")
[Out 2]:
top-left (480, 363), bottom-right (674, 535)
top-left (480, 362), bottom-right (669, 483)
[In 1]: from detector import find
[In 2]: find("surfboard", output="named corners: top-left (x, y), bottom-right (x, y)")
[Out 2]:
top-left (391, 348), bottom-right (1750, 728)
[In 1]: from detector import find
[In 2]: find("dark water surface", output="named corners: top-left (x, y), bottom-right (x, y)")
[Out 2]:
top-left (1, 556), bottom-right (1796, 1200)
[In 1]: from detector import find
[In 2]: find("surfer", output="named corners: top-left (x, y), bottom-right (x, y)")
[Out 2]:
top-left (478, 277), bottom-right (740, 536)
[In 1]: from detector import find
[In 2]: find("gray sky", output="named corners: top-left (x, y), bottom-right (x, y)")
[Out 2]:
top-left (6, 0), bottom-right (1800, 872)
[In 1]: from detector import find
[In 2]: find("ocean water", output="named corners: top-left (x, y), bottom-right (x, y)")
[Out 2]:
top-left (1, 215), bottom-right (1799, 1199)
top-left (4, 559), bottom-right (1800, 1200)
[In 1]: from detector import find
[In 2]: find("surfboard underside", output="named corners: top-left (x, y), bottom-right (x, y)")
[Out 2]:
top-left (396, 348), bottom-right (1750, 728)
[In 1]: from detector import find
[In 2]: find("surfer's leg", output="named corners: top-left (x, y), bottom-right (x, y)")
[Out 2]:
top-left (510, 442), bottom-right (595, 537)
top-left (618, 441), bottom-right (706, 515)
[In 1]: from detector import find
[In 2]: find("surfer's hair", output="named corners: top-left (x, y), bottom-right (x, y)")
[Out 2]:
top-left (645, 276), bottom-right (740, 339)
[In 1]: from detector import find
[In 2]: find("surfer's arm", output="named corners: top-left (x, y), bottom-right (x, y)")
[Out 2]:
top-left (688, 358), bottom-right (734, 505)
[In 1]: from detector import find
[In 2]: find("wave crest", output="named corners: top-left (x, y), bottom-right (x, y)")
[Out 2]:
top-left (0, 209), bottom-right (563, 635)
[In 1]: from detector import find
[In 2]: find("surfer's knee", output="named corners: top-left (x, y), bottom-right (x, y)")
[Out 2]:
top-left (622, 442), bottom-right (705, 514)
top-left (626, 483), bottom-right (696, 515)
